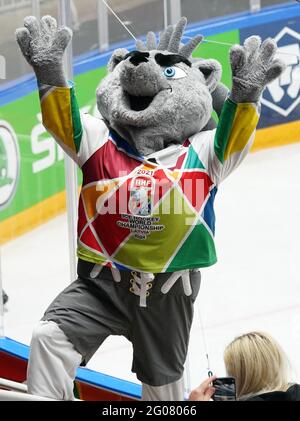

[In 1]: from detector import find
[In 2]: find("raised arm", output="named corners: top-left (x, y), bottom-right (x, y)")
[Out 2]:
top-left (210, 36), bottom-right (285, 183)
top-left (16, 16), bottom-right (106, 167)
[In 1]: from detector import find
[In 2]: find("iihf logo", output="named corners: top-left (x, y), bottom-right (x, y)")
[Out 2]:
top-left (262, 27), bottom-right (300, 117)
top-left (129, 175), bottom-right (154, 216)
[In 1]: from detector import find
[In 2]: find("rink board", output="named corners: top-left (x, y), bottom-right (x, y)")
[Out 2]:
top-left (0, 337), bottom-right (141, 401)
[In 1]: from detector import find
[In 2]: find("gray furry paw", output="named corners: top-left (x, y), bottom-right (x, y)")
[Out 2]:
top-left (16, 15), bottom-right (72, 67)
top-left (16, 15), bottom-right (72, 86)
top-left (230, 36), bottom-right (286, 103)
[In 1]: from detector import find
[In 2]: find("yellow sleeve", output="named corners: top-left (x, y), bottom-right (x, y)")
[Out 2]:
top-left (39, 82), bottom-right (83, 164)
top-left (212, 98), bottom-right (260, 182)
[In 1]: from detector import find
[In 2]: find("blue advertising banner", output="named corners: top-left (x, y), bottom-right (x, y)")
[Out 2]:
top-left (240, 16), bottom-right (300, 129)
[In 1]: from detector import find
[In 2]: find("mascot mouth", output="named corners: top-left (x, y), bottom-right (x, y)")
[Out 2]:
top-left (126, 92), bottom-right (156, 112)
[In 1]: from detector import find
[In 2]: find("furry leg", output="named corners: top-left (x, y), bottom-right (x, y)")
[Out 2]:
top-left (142, 377), bottom-right (185, 401)
top-left (27, 321), bottom-right (82, 400)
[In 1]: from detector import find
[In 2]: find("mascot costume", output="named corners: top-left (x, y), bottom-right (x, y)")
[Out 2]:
top-left (16, 15), bottom-right (284, 400)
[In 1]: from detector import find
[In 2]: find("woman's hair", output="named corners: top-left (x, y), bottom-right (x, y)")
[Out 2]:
top-left (224, 331), bottom-right (290, 399)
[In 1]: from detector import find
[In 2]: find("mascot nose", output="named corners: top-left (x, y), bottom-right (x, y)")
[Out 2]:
top-left (127, 51), bottom-right (150, 67)
top-left (120, 52), bottom-right (169, 97)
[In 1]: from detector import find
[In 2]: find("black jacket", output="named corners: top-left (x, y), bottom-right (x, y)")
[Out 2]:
top-left (246, 384), bottom-right (300, 401)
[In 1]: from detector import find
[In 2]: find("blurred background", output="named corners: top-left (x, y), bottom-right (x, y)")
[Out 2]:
top-left (0, 0), bottom-right (300, 398)
top-left (0, 0), bottom-right (293, 83)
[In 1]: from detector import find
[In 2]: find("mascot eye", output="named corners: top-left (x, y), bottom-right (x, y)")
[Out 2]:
top-left (163, 67), bottom-right (187, 79)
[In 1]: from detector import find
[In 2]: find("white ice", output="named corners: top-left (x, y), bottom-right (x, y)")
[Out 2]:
top-left (2, 142), bottom-right (300, 392)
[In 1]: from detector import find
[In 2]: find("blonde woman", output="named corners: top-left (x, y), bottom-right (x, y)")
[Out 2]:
top-left (190, 332), bottom-right (300, 401)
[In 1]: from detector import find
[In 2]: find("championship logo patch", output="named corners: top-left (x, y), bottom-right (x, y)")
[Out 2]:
top-left (128, 175), bottom-right (154, 217)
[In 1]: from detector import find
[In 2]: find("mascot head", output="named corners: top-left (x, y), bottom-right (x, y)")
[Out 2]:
top-left (97, 17), bottom-right (222, 156)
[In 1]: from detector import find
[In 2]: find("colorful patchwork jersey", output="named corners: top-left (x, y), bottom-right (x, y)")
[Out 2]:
top-left (39, 83), bottom-right (260, 273)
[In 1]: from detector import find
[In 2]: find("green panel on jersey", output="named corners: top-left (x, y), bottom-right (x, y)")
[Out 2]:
top-left (168, 222), bottom-right (217, 270)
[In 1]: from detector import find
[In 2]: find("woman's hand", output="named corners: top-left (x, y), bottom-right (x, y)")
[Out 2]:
top-left (189, 376), bottom-right (217, 401)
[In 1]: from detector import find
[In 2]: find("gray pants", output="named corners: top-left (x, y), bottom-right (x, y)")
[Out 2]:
top-left (27, 321), bottom-right (184, 401)
top-left (27, 260), bottom-right (201, 400)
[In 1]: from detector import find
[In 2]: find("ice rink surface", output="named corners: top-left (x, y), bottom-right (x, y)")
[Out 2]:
top-left (2, 142), bottom-right (300, 391)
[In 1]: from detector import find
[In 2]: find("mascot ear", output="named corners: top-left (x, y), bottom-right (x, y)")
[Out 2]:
top-left (107, 48), bottom-right (130, 72)
top-left (193, 59), bottom-right (222, 93)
